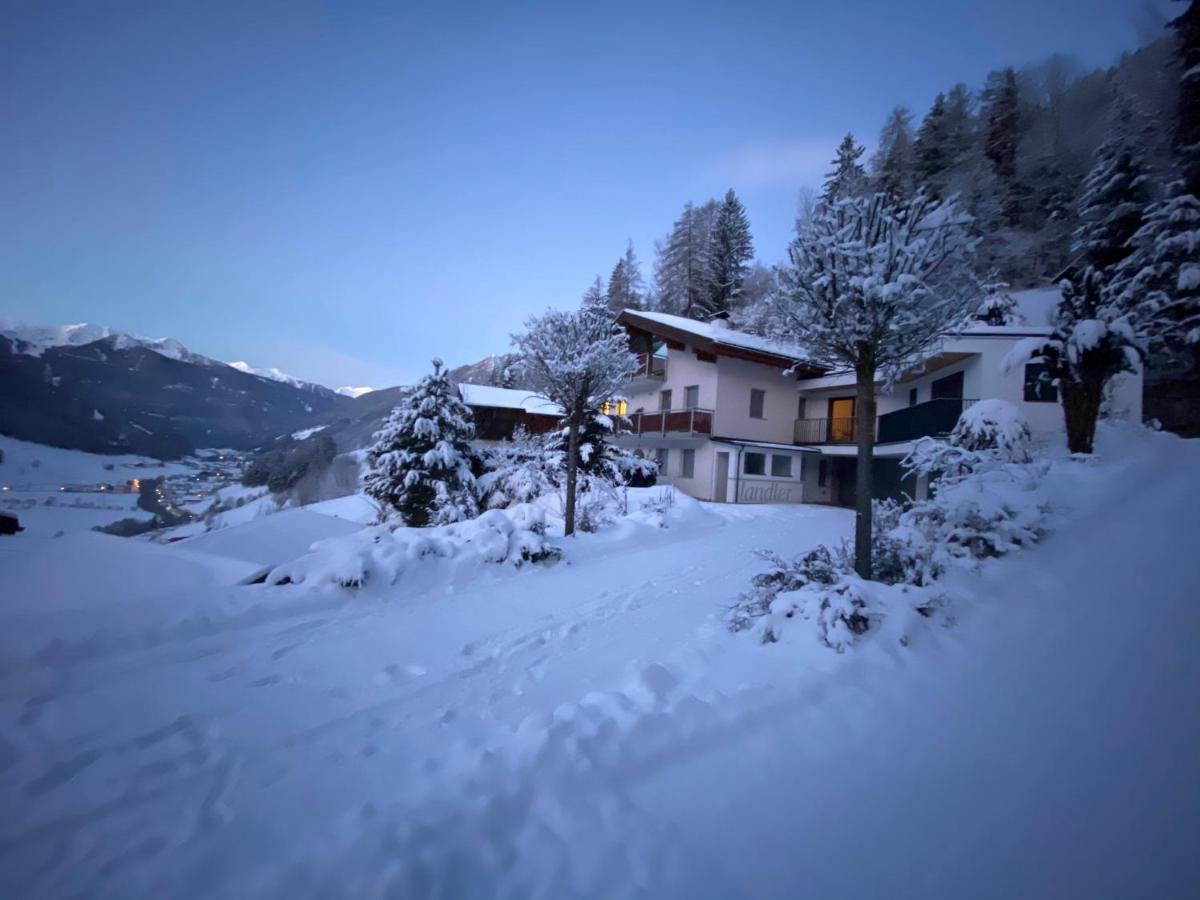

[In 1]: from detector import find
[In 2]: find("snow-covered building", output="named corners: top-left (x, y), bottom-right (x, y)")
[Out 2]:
top-left (615, 289), bottom-right (1143, 507)
top-left (455, 383), bottom-right (562, 442)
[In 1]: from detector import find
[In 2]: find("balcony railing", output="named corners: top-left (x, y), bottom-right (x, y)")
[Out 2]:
top-left (631, 353), bottom-right (666, 381)
top-left (627, 408), bottom-right (713, 437)
top-left (877, 397), bottom-right (977, 443)
top-left (793, 417), bottom-right (863, 444)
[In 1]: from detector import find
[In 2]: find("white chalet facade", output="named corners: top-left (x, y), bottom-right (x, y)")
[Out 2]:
top-left (615, 292), bottom-right (1143, 507)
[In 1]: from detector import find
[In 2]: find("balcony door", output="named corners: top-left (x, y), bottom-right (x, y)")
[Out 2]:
top-left (931, 370), bottom-right (964, 401)
top-left (828, 397), bottom-right (856, 443)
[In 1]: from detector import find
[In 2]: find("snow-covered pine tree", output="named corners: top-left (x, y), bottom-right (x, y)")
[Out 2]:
top-left (704, 189), bottom-right (755, 317)
top-left (1170, 0), bottom-right (1200, 194)
top-left (606, 241), bottom-right (646, 315)
top-left (872, 106), bottom-right (917, 201)
top-left (363, 358), bottom-right (479, 527)
top-left (772, 192), bottom-right (979, 578)
top-left (1115, 180), bottom-right (1200, 362)
top-left (581, 275), bottom-right (607, 313)
top-left (821, 134), bottom-right (869, 205)
top-left (1071, 102), bottom-right (1151, 276)
top-left (976, 277), bottom-right (1025, 326)
top-left (512, 303), bottom-right (639, 535)
top-left (1007, 271), bottom-right (1141, 454)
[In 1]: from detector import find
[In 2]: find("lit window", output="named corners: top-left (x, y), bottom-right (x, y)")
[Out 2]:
top-left (601, 400), bottom-right (628, 416)
top-left (744, 452), bottom-right (766, 475)
top-left (770, 454), bottom-right (792, 478)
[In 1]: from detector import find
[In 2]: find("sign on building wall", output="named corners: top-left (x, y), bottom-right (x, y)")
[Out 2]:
top-left (736, 480), bottom-right (802, 504)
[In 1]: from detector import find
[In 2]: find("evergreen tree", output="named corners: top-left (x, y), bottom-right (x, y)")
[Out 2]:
top-left (1115, 179), bottom-right (1200, 362)
top-left (1072, 104), bottom-right (1151, 275)
top-left (364, 358), bottom-right (479, 527)
top-left (773, 193), bottom-right (979, 578)
top-left (914, 94), bottom-right (949, 195)
top-left (976, 277), bottom-right (1025, 326)
top-left (1170, 0), bottom-right (1200, 192)
top-left (871, 107), bottom-right (917, 201)
top-left (655, 200), bottom-right (716, 317)
top-left (606, 241), bottom-right (645, 314)
top-left (704, 189), bottom-right (755, 317)
top-left (981, 67), bottom-right (1021, 224)
top-left (821, 134), bottom-right (869, 205)
top-left (581, 275), bottom-right (607, 313)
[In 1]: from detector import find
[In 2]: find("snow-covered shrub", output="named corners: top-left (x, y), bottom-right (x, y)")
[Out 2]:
top-left (266, 502), bottom-right (559, 590)
top-left (477, 429), bottom-right (558, 510)
top-left (975, 278), bottom-right (1026, 326)
top-left (364, 359), bottom-right (479, 527)
top-left (948, 399), bottom-right (1032, 462)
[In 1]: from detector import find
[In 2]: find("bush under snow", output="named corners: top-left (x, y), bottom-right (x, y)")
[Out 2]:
top-left (266, 502), bottom-right (559, 590)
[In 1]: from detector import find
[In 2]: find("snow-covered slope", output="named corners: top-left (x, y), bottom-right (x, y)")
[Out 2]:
top-left (0, 428), bottom-right (1196, 898)
top-left (229, 361), bottom-right (338, 397)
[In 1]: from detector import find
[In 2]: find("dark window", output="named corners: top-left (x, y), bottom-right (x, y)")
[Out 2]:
top-left (684, 385), bottom-right (700, 409)
top-left (1023, 363), bottom-right (1058, 403)
top-left (744, 452), bottom-right (766, 475)
top-left (655, 448), bottom-right (669, 471)
top-left (681, 448), bottom-right (695, 478)
top-left (770, 454), bottom-right (792, 478)
top-left (749, 389), bottom-right (766, 419)
top-left (659, 389), bottom-right (672, 411)
top-left (931, 370), bottom-right (964, 400)
top-left (908, 387), bottom-right (918, 406)
top-left (818, 459), bottom-right (828, 487)
top-left (797, 397), bottom-right (807, 419)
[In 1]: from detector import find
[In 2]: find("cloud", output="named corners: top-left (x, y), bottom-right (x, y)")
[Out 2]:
top-left (708, 138), bottom-right (838, 190)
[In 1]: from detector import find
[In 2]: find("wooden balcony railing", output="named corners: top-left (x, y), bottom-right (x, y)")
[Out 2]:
top-left (627, 408), bottom-right (713, 437)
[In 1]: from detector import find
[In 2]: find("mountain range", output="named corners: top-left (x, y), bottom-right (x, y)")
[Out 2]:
top-left (0, 321), bottom-right (528, 458)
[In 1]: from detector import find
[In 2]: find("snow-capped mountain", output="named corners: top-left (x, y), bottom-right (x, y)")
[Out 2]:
top-left (0, 320), bottom-right (221, 368)
top-left (0, 321), bottom-right (352, 458)
top-left (336, 385), bottom-right (375, 398)
top-left (228, 361), bottom-right (340, 398)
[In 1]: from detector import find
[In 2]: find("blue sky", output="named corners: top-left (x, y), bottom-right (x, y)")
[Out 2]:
top-left (0, 0), bottom-right (1175, 388)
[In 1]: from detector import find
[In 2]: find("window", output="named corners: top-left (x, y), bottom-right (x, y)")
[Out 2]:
top-left (744, 452), bottom-right (766, 475)
top-left (681, 448), bottom-right (695, 478)
top-left (908, 387), bottom-right (918, 407)
top-left (601, 399), bottom-right (627, 416)
top-left (659, 389), bottom-right (672, 411)
top-left (797, 397), bottom-right (807, 419)
top-left (770, 454), bottom-right (792, 478)
top-left (818, 459), bottom-right (829, 487)
top-left (931, 370), bottom-right (965, 400)
top-left (655, 448), bottom-right (669, 471)
top-left (1023, 363), bottom-right (1058, 403)
top-left (684, 385), bottom-right (700, 409)
top-left (749, 389), bottom-right (765, 419)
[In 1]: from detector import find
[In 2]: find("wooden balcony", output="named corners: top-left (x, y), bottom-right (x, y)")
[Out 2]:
top-left (627, 408), bottom-right (713, 437)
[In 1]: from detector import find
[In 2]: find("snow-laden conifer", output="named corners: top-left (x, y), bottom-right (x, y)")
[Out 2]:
top-left (364, 358), bottom-right (479, 527)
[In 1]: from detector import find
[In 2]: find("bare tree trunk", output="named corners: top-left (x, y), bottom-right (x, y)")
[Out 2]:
top-left (564, 418), bottom-right (580, 536)
top-left (1061, 375), bottom-right (1104, 454)
top-left (854, 364), bottom-right (876, 580)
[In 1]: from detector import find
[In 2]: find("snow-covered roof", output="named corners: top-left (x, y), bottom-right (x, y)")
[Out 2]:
top-left (619, 309), bottom-right (812, 366)
top-left (457, 383), bottom-right (562, 416)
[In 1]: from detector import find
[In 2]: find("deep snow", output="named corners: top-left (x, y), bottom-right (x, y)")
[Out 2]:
top-left (0, 427), bottom-right (1197, 898)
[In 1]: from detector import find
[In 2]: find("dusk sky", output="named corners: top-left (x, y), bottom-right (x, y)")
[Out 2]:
top-left (0, 0), bottom-right (1174, 388)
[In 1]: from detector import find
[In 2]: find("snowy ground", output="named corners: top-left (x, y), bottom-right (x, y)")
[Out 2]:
top-left (0, 428), bottom-right (1197, 898)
